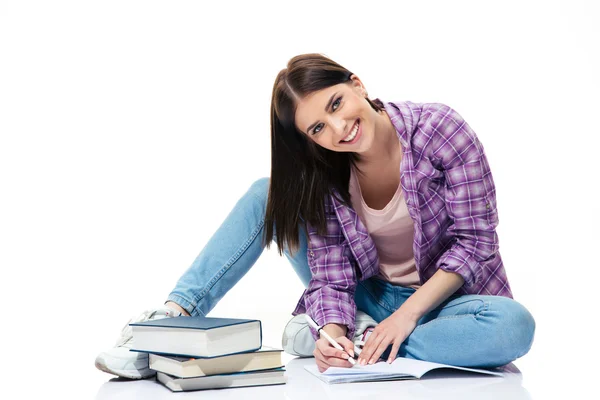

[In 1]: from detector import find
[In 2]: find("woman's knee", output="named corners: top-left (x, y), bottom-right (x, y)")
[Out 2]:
top-left (493, 297), bottom-right (536, 359)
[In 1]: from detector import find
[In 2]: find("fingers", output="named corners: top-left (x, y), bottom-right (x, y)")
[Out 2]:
top-left (357, 330), bottom-right (381, 365)
top-left (336, 336), bottom-right (356, 358)
top-left (316, 337), bottom-right (351, 359)
top-left (313, 338), bottom-right (354, 370)
top-left (366, 337), bottom-right (391, 365)
top-left (387, 341), bottom-right (401, 363)
top-left (358, 330), bottom-right (389, 365)
top-left (316, 358), bottom-right (330, 373)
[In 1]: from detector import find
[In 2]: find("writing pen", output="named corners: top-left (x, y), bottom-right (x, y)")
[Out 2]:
top-left (304, 314), bottom-right (356, 365)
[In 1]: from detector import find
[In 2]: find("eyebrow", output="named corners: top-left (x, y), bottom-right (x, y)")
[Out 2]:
top-left (305, 92), bottom-right (338, 134)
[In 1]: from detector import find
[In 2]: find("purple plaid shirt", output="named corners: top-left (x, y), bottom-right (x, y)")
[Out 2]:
top-left (292, 100), bottom-right (513, 341)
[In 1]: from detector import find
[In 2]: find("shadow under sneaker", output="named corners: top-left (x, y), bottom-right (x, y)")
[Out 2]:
top-left (95, 307), bottom-right (183, 379)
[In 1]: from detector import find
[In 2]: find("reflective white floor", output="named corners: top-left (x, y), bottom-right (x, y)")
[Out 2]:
top-left (95, 355), bottom-right (532, 400)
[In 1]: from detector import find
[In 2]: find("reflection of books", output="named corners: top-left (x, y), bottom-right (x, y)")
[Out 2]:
top-left (149, 346), bottom-right (284, 378)
top-left (157, 368), bottom-right (287, 392)
top-left (305, 357), bottom-right (504, 384)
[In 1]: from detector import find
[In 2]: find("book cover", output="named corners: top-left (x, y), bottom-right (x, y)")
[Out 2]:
top-left (129, 316), bottom-right (260, 330)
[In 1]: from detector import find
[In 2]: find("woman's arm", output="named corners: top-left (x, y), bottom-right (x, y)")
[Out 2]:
top-left (357, 103), bottom-right (498, 364)
top-left (301, 203), bottom-right (360, 342)
top-left (400, 103), bottom-right (497, 319)
top-left (428, 103), bottom-right (501, 287)
top-left (356, 269), bottom-right (464, 365)
top-left (394, 269), bottom-right (464, 322)
top-left (322, 323), bottom-right (348, 338)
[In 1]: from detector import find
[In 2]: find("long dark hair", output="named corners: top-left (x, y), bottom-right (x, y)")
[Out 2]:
top-left (262, 53), bottom-right (385, 257)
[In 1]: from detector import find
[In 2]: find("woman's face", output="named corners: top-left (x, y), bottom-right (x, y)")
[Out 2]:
top-left (294, 76), bottom-right (379, 154)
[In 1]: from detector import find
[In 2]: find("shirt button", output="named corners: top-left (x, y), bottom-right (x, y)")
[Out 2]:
top-left (309, 251), bottom-right (314, 256)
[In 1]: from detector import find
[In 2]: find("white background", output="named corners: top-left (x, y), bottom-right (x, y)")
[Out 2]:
top-left (1, 0), bottom-right (598, 398)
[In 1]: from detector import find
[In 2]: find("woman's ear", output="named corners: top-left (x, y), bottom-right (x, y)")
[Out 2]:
top-left (350, 74), bottom-right (367, 97)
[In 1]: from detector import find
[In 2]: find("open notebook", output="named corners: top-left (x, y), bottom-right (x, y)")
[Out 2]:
top-left (305, 357), bottom-right (505, 384)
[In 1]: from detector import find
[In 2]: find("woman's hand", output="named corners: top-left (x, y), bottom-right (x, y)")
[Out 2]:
top-left (313, 336), bottom-right (355, 373)
top-left (357, 311), bottom-right (418, 365)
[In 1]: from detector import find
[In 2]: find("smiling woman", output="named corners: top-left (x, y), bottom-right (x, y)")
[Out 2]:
top-left (95, 53), bottom-right (535, 380)
top-left (264, 54), bottom-right (398, 259)
top-left (295, 78), bottom-right (400, 155)
top-left (261, 53), bottom-right (533, 372)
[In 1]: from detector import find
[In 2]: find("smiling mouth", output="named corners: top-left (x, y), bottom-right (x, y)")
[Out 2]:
top-left (340, 119), bottom-right (360, 143)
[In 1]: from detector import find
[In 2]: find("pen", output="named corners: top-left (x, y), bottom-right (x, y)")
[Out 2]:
top-left (304, 314), bottom-right (356, 365)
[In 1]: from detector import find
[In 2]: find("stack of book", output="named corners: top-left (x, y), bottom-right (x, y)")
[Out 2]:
top-left (129, 316), bottom-right (286, 392)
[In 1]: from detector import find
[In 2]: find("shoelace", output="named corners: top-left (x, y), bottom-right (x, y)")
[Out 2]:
top-left (115, 308), bottom-right (180, 347)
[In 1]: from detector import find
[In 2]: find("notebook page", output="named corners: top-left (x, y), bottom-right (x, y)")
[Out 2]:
top-left (304, 366), bottom-right (414, 384)
top-left (307, 357), bottom-right (504, 380)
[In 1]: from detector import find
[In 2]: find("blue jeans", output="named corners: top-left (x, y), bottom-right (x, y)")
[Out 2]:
top-left (167, 178), bottom-right (535, 368)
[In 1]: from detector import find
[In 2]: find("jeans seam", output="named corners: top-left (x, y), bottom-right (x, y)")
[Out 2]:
top-left (414, 314), bottom-right (477, 330)
top-left (192, 217), bottom-right (266, 309)
top-left (414, 300), bottom-right (490, 330)
top-left (166, 293), bottom-right (204, 317)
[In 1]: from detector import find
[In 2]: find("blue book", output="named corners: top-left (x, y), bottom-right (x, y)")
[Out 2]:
top-left (129, 316), bottom-right (262, 358)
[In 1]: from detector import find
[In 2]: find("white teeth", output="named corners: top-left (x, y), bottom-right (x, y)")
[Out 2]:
top-left (342, 121), bottom-right (360, 142)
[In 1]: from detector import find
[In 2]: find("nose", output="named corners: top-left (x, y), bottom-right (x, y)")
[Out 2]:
top-left (329, 116), bottom-right (347, 141)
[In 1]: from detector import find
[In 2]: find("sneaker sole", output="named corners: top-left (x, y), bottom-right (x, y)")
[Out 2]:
top-left (94, 357), bottom-right (153, 380)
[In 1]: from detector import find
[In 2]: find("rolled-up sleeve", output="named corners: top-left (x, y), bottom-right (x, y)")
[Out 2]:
top-left (303, 240), bottom-right (358, 341)
top-left (429, 104), bottom-right (501, 287)
top-left (292, 204), bottom-right (358, 342)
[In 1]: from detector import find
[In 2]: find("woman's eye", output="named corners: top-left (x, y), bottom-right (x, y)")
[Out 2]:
top-left (312, 97), bottom-right (342, 135)
top-left (332, 97), bottom-right (341, 110)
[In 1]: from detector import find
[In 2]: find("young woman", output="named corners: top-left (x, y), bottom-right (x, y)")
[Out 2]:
top-left (95, 53), bottom-right (535, 379)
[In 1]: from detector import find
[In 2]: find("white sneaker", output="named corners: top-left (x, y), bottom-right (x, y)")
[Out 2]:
top-left (281, 311), bottom-right (378, 357)
top-left (95, 306), bottom-right (183, 379)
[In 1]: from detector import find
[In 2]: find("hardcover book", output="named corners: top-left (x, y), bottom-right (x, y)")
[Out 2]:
top-left (149, 346), bottom-right (284, 378)
top-left (156, 368), bottom-right (287, 392)
top-left (129, 316), bottom-right (262, 358)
